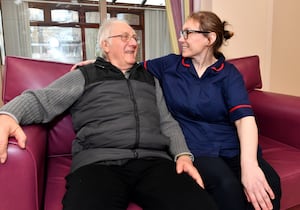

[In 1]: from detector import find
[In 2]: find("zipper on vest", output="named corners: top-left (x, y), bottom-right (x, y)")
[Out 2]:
top-left (133, 150), bottom-right (139, 158)
top-left (126, 79), bottom-right (140, 149)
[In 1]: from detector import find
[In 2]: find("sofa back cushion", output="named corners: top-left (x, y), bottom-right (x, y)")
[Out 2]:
top-left (227, 55), bottom-right (262, 91)
top-left (3, 56), bottom-right (73, 103)
top-left (2, 56), bottom-right (75, 156)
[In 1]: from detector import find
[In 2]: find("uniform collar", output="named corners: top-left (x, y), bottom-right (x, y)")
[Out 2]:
top-left (181, 54), bottom-right (226, 72)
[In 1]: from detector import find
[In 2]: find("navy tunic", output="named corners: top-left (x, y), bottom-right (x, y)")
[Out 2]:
top-left (143, 54), bottom-right (254, 157)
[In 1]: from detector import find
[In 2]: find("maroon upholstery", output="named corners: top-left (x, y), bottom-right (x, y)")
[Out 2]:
top-left (228, 55), bottom-right (262, 91)
top-left (228, 56), bottom-right (300, 210)
top-left (0, 55), bottom-right (300, 210)
top-left (249, 91), bottom-right (300, 210)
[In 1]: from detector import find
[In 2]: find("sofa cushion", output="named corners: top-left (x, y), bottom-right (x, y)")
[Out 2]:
top-left (249, 90), bottom-right (300, 150)
top-left (44, 157), bottom-right (72, 210)
top-left (259, 135), bottom-right (300, 210)
top-left (227, 55), bottom-right (262, 91)
top-left (47, 114), bottom-right (75, 156)
top-left (3, 56), bottom-right (73, 103)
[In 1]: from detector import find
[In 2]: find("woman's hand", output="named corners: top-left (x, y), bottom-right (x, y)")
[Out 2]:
top-left (70, 59), bottom-right (95, 71)
top-left (242, 163), bottom-right (275, 210)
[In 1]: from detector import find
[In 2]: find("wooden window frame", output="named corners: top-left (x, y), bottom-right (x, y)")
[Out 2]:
top-left (28, 2), bottom-right (145, 61)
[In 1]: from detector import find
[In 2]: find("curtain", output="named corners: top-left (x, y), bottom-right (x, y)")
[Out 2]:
top-left (165, 0), bottom-right (199, 54)
top-left (1, 0), bottom-right (31, 58)
top-left (0, 10), bottom-right (5, 65)
top-left (144, 9), bottom-right (172, 60)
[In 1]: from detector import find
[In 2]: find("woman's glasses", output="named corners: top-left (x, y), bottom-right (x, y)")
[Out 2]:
top-left (180, 29), bottom-right (210, 40)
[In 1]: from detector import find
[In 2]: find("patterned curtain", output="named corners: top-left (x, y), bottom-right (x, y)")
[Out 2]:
top-left (1, 0), bottom-right (31, 58)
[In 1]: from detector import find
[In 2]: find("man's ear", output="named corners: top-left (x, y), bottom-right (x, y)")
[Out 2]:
top-left (102, 40), bottom-right (110, 53)
top-left (207, 32), bottom-right (217, 46)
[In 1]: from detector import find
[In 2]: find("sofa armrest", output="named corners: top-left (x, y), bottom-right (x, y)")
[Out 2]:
top-left (0, 125), bottom-right (47, 210)
top-left (249, 90), bottom-right (300, 149)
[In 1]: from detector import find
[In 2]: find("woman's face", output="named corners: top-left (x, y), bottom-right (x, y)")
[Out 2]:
top-left (179, 18), bottom-right (211, 58)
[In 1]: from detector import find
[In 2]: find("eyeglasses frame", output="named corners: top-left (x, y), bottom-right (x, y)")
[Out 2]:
top-left (180, 29), bottom-right (210, 40)
top-left (107, 32), bottom-right (140, 44)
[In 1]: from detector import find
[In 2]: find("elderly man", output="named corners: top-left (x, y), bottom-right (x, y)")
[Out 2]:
top-left (0, 18), bottom-right (217, 210)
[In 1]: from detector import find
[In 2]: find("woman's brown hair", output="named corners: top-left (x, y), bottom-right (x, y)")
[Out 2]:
top-left (189, 11), bottom-right (234, 58)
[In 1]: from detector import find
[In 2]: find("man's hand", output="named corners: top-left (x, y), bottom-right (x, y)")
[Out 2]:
top-left (0, 114), bottom-right (26, 163)
top-left (176, 155), bottom-right (204, 188)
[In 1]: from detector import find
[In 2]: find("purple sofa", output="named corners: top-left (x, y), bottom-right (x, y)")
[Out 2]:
top-left (0, 55), bottom-right (300, 210)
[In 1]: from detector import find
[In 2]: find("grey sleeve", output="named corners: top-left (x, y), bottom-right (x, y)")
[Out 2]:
top-left (0, 70), bottom-right (85, 125)
top-left (154, 78), bottom-right (193, 161)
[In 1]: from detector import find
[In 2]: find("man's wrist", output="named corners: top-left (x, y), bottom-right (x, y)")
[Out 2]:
top-left (0, 112), bottom-right (19, 123)
top-left (174, 152), bottom-right (194, 162)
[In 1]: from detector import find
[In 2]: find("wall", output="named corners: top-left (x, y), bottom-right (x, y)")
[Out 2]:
top-left (201, 0), bottom-right (300, 96)
top-left (270, 0), bottom-right (300, 96)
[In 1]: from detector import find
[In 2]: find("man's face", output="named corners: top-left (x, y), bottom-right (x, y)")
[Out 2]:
top-left (103, 22), bottom-right (139, 71)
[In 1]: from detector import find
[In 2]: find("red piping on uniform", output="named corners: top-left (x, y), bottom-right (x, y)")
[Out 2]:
top-left (212, 63), bottom-right (225, 71)
top-left (181, 58), bottom-right (190, 67)
top-left (229, 104), bottom-right (252, 112)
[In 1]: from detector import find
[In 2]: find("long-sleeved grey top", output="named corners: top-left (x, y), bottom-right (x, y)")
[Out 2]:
top-left (0, 58), bottom-right (193, 172)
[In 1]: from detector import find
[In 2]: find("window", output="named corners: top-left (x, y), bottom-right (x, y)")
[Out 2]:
top-left (30, 26), bottom-right (82, 63)
top-left (28, 2), bottom-right (145, 63)
top-left (51, 9), bottom-right (79, 22)
top-left (86, 11), bottom-right (100, 23)
top-left (29, 8), bottom-right (44, 21)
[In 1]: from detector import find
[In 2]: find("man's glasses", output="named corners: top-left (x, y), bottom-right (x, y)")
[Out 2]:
top-left (107, 32), bottom-right (140, 44)
top-left (180, 29), bottom-right (210, 40)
